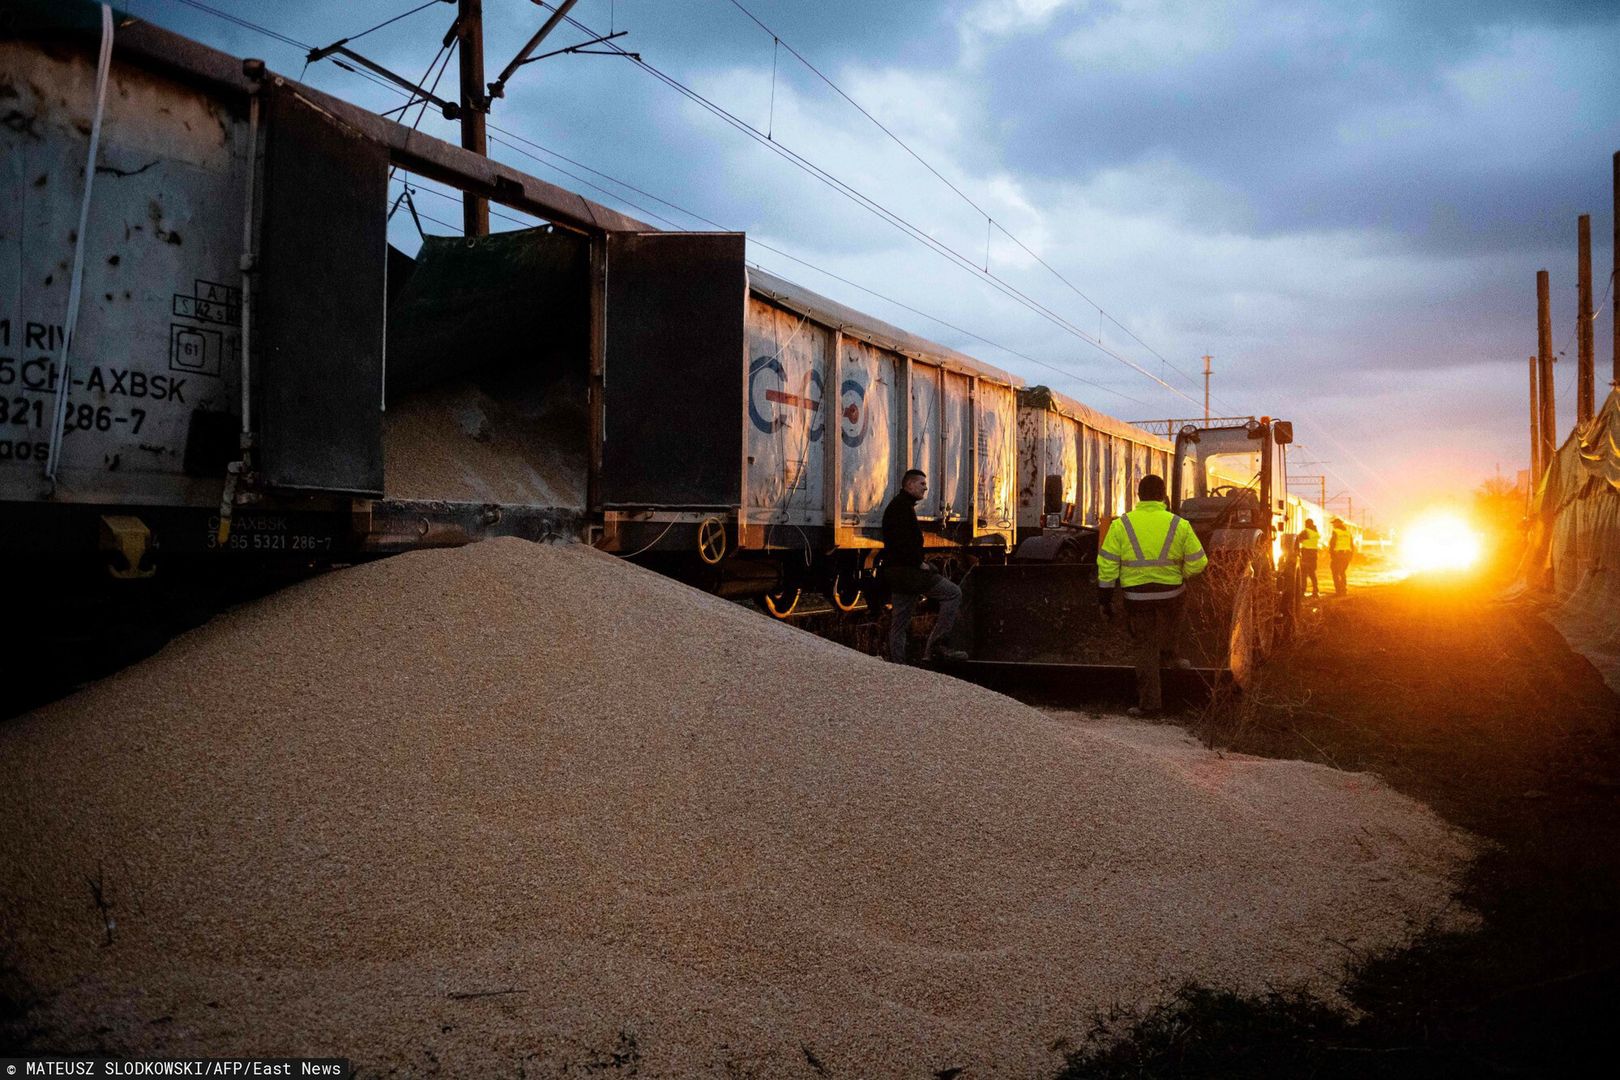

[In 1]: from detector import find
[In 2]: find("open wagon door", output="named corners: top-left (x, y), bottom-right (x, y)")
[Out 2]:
top-left (255, 85), bottom-right (388, 495)
top-left (600, 231), bottom-right (746, 509)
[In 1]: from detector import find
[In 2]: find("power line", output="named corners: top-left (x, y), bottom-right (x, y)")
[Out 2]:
top-left (164, 0), bottom-right (308, 49)
top-left (411, 206), bottom-right (463, 234)
top-left (483, 125), bottom-right (1146, 405)
top-left (382, 39), bottom-right (453, 121)
top-left (348, 0), bottom-right (446, 46)
top-left (719, 0), bottom-right (1206, 396)
top-left (485, 133), bottom-right (691, 230)
top-left (424, 128), bottom-right (1144, 404)
top-left (152, 0), bottom-right (1167, 411)
top-left (531, 3), bottom-right (1205, 410)
top-left (391, 174), bottom-right (538, 231)
top-left (749, 257), bottom-right (1151, 408)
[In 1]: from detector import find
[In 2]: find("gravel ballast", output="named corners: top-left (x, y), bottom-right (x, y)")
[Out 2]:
top-left (1, 539), bottom-right (1474, 1077)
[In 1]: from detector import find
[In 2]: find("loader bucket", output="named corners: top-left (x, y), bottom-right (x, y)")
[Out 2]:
top-left (939, 554), bottom-right (1260, 700)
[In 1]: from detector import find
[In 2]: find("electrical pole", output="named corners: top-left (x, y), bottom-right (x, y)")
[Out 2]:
top-left (1201, 354), bottom-right (1212, 423)
top-left (1613, 151), bottom-right (1619, 391)
top-left (1578, 214), bottom-right (1595, 425)
top-left (458, 0), bottom-right (489, 237)
top-left (1538, 270), bottom-right (1555, 469)
top-left (1530, 355), bottom-right (1541, 479)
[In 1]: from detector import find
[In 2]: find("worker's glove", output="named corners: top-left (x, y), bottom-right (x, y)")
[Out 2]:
top-left (1098, 593), bottom-right (1115, 621)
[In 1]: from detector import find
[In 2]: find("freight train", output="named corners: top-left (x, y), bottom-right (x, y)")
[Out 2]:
top-left (0, 4), bottom-right (1173, 624)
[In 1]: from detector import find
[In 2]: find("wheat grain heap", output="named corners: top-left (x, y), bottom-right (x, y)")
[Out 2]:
top-left (1, 539), bottom-right (1473, 1077)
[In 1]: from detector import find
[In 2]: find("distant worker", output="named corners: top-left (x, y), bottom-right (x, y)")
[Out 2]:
top-left (1298, 518), bottom-right (1321, 598)
top-left (881, 469), bottom-right (965, 664)
top-left (1328, 517), bottom-right (1356, 597)
top-left (1098, 474), bottom-right (1208, 717)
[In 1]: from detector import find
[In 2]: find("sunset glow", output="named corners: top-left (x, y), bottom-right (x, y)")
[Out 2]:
top-left (1399, 512), bottom-right (1484, 574)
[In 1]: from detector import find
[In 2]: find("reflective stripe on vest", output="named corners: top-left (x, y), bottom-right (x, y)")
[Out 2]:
top-left (1099, 504), bottom-right (1207, 594)
top-left (1119, 512), bottom-right (1185, 568)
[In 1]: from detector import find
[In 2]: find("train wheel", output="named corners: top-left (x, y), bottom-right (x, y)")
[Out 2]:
top-left (697, 516), bottom-right (727, 566)
top-left (760, 587), bottom-right (801, 619)
top-left (830, 574), bottom-right (864, 612)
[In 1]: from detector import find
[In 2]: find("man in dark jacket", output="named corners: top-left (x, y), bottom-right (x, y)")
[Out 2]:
top-left (882, 469), bottom-right (965, 664)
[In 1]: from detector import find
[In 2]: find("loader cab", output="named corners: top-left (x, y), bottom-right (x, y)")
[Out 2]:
top-left (1171, 419), bottom-right (1293, 556)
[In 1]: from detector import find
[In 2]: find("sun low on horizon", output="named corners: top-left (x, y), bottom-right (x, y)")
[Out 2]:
top-left (1397, 510), bottom-right (1486, 576)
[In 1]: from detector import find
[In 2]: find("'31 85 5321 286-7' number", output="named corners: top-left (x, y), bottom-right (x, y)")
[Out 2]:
top-left (0, 396), bottom-right (148, 434)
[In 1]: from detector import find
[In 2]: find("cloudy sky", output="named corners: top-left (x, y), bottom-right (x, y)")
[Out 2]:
top-left (137, 0), bottom-right (1620, 522)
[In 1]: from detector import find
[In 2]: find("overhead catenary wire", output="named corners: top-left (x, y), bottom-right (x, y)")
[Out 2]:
top-left (529, 2), bottom-right (1208, 411)
top-left (162, 3), bottom-right (1378, 508)
top-left (390, 172), bottom-right (541, 231)
top-left (481, 126), bottom-right (1148, 405)
top-left (1552, 269), bottom-right (1615, 401)
top-left (158, 0), bottom-right (1179, 411)
top-left (669, 10), bottom-right (1375, 492)
top-left (718, 0), bottom-right (1210, 399)
top-left (346, 0), bottom-right (446, 46)
top-left (484, 134), bottom-right (690, 230)
top-left (166, 0), bottom-right (309, 50)
top-left (162, 0), bottom-right (433, 109)
top-left (382, 38), bottom-right (454, 124)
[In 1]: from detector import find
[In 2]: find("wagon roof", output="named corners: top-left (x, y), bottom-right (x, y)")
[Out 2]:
top-left (1019, 386), bottom-right (1173, 451)
top-left (746, 266), bottom-right (1023, 388)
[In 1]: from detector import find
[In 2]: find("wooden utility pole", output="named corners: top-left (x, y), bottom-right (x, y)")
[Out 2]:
top-left (1613, 151), bottom-right (1619, 390)
top-left (458, 0), bottom-right (489, 237)
top-left (1530, 355), bottom-right (1541, 478)
top-left (1578, 214), bottom-right (1595, 425)
top-left (1538, 270), bottom-right (1556, 468)
top-left (1201, 354), bottom-right (1212, 423)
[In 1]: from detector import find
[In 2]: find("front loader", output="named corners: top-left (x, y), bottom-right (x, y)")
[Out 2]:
top-left (942, 418), bottom-right (1298, 699)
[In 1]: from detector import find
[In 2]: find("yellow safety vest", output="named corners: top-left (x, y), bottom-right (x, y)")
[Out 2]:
top-left (1098, 500), bottom-right (1209, 598)
top-left (1330, 530), bottom-right (1354, 553)
top-left (1299, 527), bottom-right (1320, 551)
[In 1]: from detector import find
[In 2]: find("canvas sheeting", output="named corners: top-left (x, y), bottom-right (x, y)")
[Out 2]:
top-left (1530, 388), bottom-right (1620, 693)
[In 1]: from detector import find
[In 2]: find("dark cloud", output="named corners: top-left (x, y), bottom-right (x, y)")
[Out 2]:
top-left (980, 1), bottom-right (1620, 255)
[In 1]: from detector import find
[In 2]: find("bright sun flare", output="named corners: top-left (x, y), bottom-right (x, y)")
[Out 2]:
top-left (1399, 512), bottom-right (1484, 574)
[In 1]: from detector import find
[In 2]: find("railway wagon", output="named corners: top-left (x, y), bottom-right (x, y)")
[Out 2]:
top-left (1013, 385), bottom-right (1172, 559)
top-left (0, 7), bottom-right (1023, 611)
top-left (589, 237), bottom-right (1021, 614)
top-left (0, 2), bottom-right (666, 583)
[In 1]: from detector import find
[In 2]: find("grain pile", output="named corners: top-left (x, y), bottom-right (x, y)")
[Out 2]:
top-left (383, 377), bottom-right (586, 507)
top-left (0, 540), bottom-right (1473, 1077)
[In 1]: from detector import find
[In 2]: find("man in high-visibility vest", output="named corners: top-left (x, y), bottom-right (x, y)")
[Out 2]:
top-left (1328, 517), bottom-right (1356, 596)
top-left (1298, 518), bottom-right (1321, 598)
top-left (1098, 474), bottom-right (1209, 717)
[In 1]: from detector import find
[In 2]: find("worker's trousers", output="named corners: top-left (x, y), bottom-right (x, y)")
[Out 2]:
top-left (1299, 550), bottom-right (1319, 596)
top-left (1330, 552), bottom-right (1351, 596)
top-left (1125, 594), bottom-right (1184, 711)
top-left (888, 571), bottom-right (962, 663)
